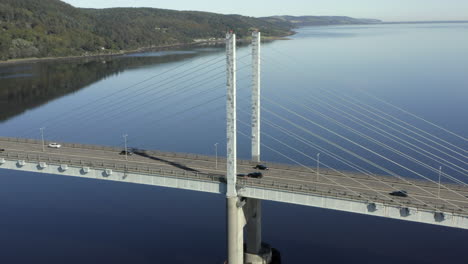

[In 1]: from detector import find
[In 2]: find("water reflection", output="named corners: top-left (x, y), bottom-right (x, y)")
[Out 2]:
top-left (0, 50), bottom-right (218, 122)
top-left (124, 50), bottom-right (198, 57)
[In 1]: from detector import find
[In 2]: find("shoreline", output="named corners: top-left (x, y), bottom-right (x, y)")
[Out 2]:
top-left (3, 20), bottom-right (465, 66)
top-left (0, 35), bottom-right (292, 66)
top-left (0, 42), bottom-right (203, 66)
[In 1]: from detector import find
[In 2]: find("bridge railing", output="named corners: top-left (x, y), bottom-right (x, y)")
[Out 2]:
top-left (0, 151), bottom-right (226, 185)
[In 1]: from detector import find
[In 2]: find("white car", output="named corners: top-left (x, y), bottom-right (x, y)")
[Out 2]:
top-left (48, 142), bottom-right (61, 148)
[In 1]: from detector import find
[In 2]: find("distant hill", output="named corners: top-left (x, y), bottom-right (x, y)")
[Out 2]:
top-left (0, 0), bottom-right (384, 61)
top-left (0, 0), bottom-right (291, 60)
top-left (262, 16), bottom-right (382, 27)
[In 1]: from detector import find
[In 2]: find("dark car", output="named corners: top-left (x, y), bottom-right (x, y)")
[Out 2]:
top-left (389, 190), bottom-right (408, 197)
top-left (0, 148), bottom-right (4, 152)
top-left (119, 150), bottom-right (133, 156)
top-left (254, 164), bottom-right (269, 170)
top-left (247, 172), bottom-right (263, 179)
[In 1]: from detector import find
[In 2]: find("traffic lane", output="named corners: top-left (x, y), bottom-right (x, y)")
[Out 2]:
top-left (0, 141), bottom-right (208, 174)
top-left (3, 140), bottom-right (468, 202)
top-left (129, 152), bottom-right (468, 193)
top-left (0, 141), bottom-right (229, 177)
top-left (310, 173), bottom-right (468, 199)
top-left (0, 140), bottom-right (219, 172)
top-left (4, 139), bottom-right (466, 194)
top-left (3, 140), bottom-right (468, 193)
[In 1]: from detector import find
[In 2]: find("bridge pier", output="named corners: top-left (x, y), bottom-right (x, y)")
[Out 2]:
top-left (245, 199), bottom-right (261, 254)
top-left (244, 199), bottom-right (272, 264)
top-left (227, 196), bottom-right (272, 264)
top-left (227, 196), bottom-right (245, 264)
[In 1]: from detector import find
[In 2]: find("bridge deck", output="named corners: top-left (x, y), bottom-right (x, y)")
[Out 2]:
top-left (1, 137), bottom-right (467, 216)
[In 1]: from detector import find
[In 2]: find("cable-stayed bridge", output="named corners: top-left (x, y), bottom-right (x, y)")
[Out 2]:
top-left (0, 32), bottom-right (467, 264)
top-left (1, 136), bottom-right (467, 222)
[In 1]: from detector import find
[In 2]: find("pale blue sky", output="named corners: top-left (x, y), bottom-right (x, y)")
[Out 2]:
top-left (62, 0), bottom-right (468, 22)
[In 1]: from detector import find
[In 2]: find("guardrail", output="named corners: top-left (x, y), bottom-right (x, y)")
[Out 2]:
top-left (0, 151), bottom-right (225, 185)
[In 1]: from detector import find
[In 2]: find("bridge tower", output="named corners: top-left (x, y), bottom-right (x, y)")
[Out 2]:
top-left (244, 31), bottom-right (272, 264)
top-left (226, 31), bottom-right (244, 264)
top-left (225, 31), bottom-right (272, 264)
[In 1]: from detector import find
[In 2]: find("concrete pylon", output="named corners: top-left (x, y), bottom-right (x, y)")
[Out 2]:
top-left (226, 31), bottom-right (237, 198)
top-left (226, 31), bottom-right (243, 264)
top-left (251, 31), bottom-right (261, 162)
top-left (245, 31), bottom-right (272, 264)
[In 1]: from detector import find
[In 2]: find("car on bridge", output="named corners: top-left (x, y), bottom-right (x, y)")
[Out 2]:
top-left (237, 173), bottom-right (263, 178)
top-left (48, 143), bottom-right (61, 148)
top-left (247, 172), bottom-right (263, 179)
top-left (254, 164), bottom-right (269, 170)
top-left (119, 150), bottom-right (133, 156)
top-left (389, 190), bottom-right (408, 197)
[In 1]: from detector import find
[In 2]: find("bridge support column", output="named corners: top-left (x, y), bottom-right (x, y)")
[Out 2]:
top-left (227, 197), bottom-right (246, 264)
top-left (228, 197), bottom-right (271, 264)
top-left (226, 31), bottom-right (243, 264)
top-left (246, 199), bottom-right (261, 254)
top-left (244, 31), bottom-right (273, 264)
top-left (244, 199), bottom-right (272, 264)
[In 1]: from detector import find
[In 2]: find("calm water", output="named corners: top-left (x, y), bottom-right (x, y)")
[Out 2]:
top-left (1, 23), bottom-right (467, 263)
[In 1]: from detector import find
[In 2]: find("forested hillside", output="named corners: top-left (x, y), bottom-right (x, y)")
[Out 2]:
top-left (0, 0), bottom-right (291, 60)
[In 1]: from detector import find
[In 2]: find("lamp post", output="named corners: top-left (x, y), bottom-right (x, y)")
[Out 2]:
top-left (40, 127), bottom-right (45, 152)
top-left (123, 134), bottom-right (128, 161)
top-left (316, 153), bottom-right (320, 181)
top-left (215, 143), bottom-right (218, 169)
top-left (438, 166), bottom-right (442, 198)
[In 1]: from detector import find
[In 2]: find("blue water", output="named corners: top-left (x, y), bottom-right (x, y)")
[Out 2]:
top-left (0, 23), bottom-right (467, 263)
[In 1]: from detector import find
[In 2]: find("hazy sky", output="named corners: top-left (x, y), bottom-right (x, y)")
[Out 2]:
top-left (61, 0), bottom-right (468, 22)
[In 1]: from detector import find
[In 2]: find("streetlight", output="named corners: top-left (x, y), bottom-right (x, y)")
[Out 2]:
top-left (316, 153), bottom-right (320, 181)
top-left (438, 166), bottom-right (442, 198)
top-left (40, 127), bottom-right (45, 152)
top-left (123, 134), bottom-right (128, 161)
top-left (214, 143), bottom-right (218, 169)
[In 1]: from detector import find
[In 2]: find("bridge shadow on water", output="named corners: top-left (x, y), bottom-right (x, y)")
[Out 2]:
top-left (133, 150), bottom-right (200, 173)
